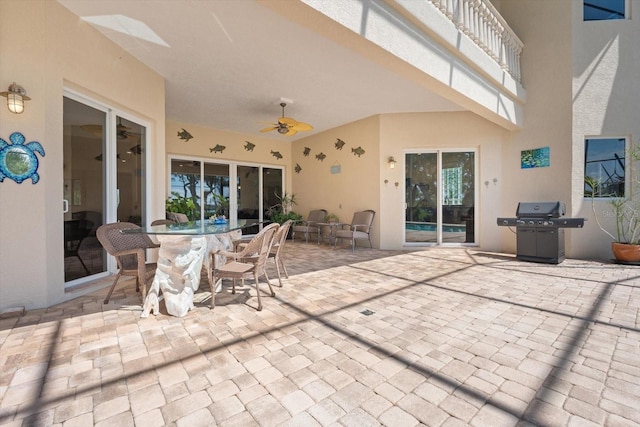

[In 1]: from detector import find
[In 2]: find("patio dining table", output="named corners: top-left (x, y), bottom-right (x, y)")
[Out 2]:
top-left (123, 219), bottom-right (259, 318)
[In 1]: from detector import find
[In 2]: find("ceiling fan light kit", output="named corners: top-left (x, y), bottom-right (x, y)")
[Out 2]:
top-left (260, 101), bottom-right (313, 136)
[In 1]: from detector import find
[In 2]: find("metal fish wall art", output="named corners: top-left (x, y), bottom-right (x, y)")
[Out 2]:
top-left (244, 141), bottom-right (255, 151)
top-left (351, 146), bottom-right (365, 157)
top-left (177, 128), bottom-right (193, 142)
top-left (335, 138), bottom-right (345, 150)
top-left (315, 152), bottom-right (326, 161)
top-left (303, 147), bottom-right (311, 157)
top-left (294, 163), bottom-right (302, 174)
top-left (271, 150), bottom-right (283, 160)
top-left (210, 144), bottom-right (226, 153)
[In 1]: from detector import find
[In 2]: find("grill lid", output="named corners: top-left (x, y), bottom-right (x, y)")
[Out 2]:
top-left (516, 201), bottom-right (565, 218)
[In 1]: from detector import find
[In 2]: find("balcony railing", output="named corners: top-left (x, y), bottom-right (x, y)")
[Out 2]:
top-left (430, 0), bottom-right (523, 82)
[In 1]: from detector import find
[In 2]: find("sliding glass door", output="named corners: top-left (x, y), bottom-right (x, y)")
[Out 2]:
top-left (169, 157), bottom-right (283, 227)
top-left (63, 94), bottom-right (147, 285)
top-left (405, 150), bottom-right (476, 245)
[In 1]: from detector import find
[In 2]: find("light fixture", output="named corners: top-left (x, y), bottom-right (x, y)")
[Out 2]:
top-left (388, 156), bottom-right (397, 169)
top-left (0, 82), bottom-right (30, 114)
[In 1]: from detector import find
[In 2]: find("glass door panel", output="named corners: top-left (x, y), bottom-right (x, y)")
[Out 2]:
top-left (263, 167), bottom-right (283, 218)
top-left (63, 97), bottom-right (106, 282)
top-left (442, 152), bottom-right (475, 243)
top-left (405, 153), bottom-right (438, 243)
top-left (116, 116), bottom-right (146, 225)
top-left (405, 151), bottom-right (476, 245)
top-left (170, 159), bottom-right (201, 220)
top-left (237, 165), bottom-right (258, 221)
top-left (204, 162), bottom-right (230, 219)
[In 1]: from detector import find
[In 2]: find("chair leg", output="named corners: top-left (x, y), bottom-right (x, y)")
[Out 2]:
top-left (278, 256), bottom-right (289, 279)
top-left (103, 272), bottom-right (122, 304)
top-left (254, 272), bottom-right (263, 311)
top-left (352, 238), bottom-right (355, 252)
top-left (210, 273), bottom-right (217, 309)
top-left (274, 258), bottom-right (283, 287)
top-left (264, 271), bottom-right (275, 296)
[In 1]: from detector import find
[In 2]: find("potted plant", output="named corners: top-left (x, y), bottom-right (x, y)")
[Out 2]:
top-left (166, 192), bottom-right (198, 221)
top-left (325, 213), bottom-right (340, 223)
top-left (586, 141), bottom-right (640, 262)
top-left (267, 191), bottom-right (302, 225)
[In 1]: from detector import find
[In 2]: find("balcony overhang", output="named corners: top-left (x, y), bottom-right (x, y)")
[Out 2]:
top-left (262, 0), bottom-right (525, 131)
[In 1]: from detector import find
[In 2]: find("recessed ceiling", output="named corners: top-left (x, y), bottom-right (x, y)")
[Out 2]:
top-left (57, 0), bottom-right (464, 140)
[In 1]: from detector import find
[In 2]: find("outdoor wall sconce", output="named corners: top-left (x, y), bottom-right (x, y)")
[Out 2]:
top-left (388, 156), bottom-right (396, 169)
top-left (0, 82), bottom-right (30, 114)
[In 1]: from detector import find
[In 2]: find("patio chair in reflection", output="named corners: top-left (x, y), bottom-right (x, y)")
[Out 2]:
top-left (96, 222), bottom-right (160, 304)
top-left (291, 209), bottom-right (327, 244)
top-left (166, 212), bottom-right (189, 223)
top-left (334, 209), bottom-right (376, 252)
top-left (151, 219), bottom-right (176, 226)
top-left (209, 222), bottom-right (279, 311)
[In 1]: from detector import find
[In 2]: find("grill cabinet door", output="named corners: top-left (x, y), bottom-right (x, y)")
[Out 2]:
top-left (516, 227), bottom-right (537, 257)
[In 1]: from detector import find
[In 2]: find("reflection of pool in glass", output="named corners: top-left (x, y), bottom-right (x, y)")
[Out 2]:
top-left (406, 223), bottom-right (466, 233)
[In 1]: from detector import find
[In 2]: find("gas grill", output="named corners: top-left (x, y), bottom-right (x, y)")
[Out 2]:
top-left (497, 201), bottom-right (585, 264)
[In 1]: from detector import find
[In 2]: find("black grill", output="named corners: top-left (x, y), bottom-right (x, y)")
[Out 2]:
top-left (497, 201), bottom-right (585, 264)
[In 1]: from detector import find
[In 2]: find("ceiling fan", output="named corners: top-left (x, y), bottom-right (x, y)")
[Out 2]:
top-left (260, 102), bottom-right (313, 136)
top-left (81, 118), bottom-right (142, 141)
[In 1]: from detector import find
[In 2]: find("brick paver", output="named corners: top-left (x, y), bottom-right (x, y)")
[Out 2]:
top-left (0, 244), bottom-right (639, 426)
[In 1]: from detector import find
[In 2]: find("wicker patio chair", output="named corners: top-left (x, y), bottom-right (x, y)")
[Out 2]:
top-left (268, 219), bottom-right (293, 287)
top-left (209, 222), bottom-right (279, 311)
top-left (96, 222), bottom-right (159, 304)
top-left (334, 210), bottom-right (376, 252)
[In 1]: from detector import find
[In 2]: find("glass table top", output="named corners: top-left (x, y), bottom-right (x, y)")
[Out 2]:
top-left (122, 219), bottom-right (262, 235)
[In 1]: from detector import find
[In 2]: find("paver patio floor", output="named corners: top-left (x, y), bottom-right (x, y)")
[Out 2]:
top-left (1, 243), bottom-right (639, 426)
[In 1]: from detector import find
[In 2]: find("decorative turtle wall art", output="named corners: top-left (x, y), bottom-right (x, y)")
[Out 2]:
top-left (0, 132), bottom-right (45, 184)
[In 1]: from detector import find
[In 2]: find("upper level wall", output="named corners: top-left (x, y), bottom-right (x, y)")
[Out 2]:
top-left (571, 0), bottom-right (640, 259)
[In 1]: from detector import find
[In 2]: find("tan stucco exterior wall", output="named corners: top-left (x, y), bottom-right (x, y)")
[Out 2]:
top-left (291, 116), bottom-right (381, 246)
top-left (379, 112), bottom-right (506, 251)
top-left (0, 0), bottom-right (165, 311)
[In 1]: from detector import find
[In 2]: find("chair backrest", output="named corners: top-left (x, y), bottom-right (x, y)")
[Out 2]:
top-left (271, 220), bottom-right (293, 255)
top-left (307, 209), bottom-right (327, 223)
top-left (351, 210), bottom-right (376, 232)
top-left (151, 219), bottom-right (176, 226)
top-left (96, 222), bottom-right (156, 269)
top-left (166, 212), bottom-right (189, 223)
top-left (251, 223), bottom-right (279, 274)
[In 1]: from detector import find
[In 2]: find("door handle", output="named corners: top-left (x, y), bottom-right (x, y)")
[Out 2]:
top-left (63, 199), bottom-right (69, 213)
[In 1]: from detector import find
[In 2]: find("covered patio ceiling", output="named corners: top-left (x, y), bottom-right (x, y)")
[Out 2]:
top-left (57, 0), bottom-right (464, 140)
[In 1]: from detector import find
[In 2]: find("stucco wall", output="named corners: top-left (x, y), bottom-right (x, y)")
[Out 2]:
top-left (570, 1), bottom-right (640, 259)
top-left (292, 116), bottom-right (381, 246)
top-left (0, 0), bottom-right (165, 311)
top-left (498, 0), bottom-right (640, 260)
top-left (379, 112), bottom-right (505, 251)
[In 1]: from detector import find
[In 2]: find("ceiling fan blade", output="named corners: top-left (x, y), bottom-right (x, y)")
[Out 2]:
top-left (285, 129), bottom-right (298, 136)
top-left (260, 126), bottom-right (277, 133)
top-left (81, 124), bottom-right (103, 137)
top-left (290, 122), bottom-right (313, 132)
top-left (278, 117), bottom-right (297, 126)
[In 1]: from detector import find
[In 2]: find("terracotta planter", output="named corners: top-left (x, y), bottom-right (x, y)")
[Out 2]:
top-left (611, 242), bottom-right (640, 263)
